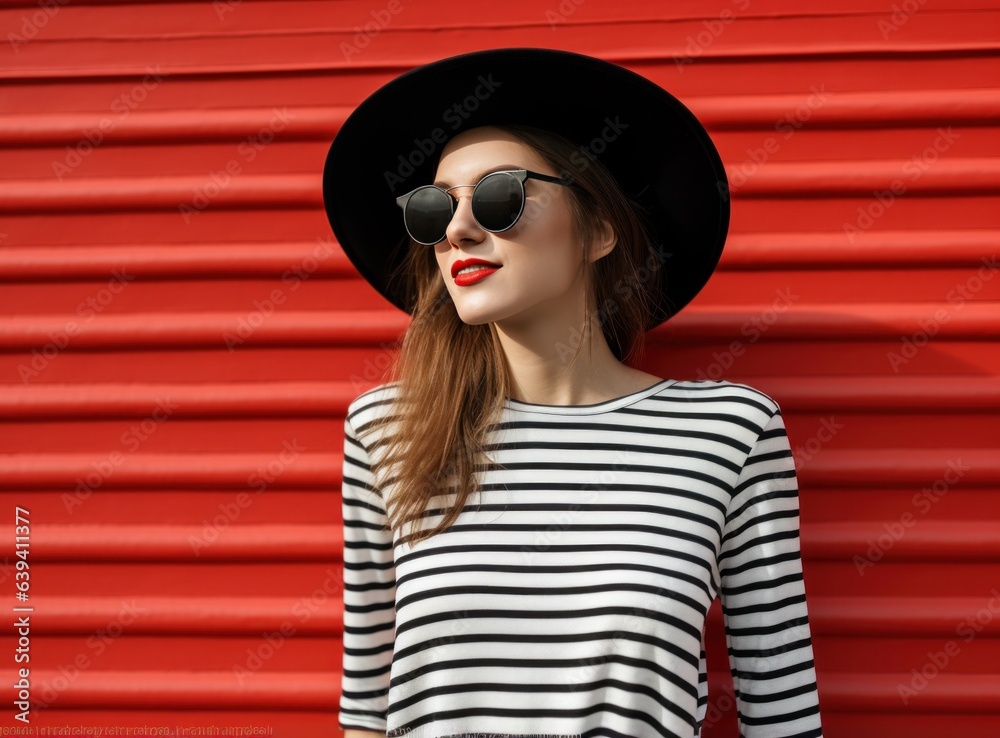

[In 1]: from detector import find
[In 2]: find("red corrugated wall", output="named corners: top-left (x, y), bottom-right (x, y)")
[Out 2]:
top-left (1, 1), bottom-right (998, 736)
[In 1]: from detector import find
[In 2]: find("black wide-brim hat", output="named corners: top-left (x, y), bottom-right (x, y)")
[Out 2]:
top-left (322, 47), bottom-right (729, 331)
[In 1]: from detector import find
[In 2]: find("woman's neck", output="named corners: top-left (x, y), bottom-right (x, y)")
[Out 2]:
top-left (495, 319), bottom-right (661, 406)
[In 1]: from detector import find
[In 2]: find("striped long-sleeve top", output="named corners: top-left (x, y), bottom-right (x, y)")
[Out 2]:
top-left (338, 378), bottom-right (823, 738)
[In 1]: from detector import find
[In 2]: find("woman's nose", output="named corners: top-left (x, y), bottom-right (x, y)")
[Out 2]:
top-left (444, 190), bottom-right (485, 246)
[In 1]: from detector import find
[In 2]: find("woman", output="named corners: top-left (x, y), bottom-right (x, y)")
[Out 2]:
top-left (324, 48), bottom-right (823, 738)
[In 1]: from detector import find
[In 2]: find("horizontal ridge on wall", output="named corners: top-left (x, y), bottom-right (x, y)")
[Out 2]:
top-left (0, 310), bottom-right (410, 348)
top-left (795, 450), bottom-right (999, 487)
top-left (816, 672), bottom-right (1000, 713)
top-left (0, 174), bottom-right (319, 212)
top-left (0, 1), bottom-right (995, 24)
top-left (2, 305), bottom-right (998, 348)
top-left (1, 88), bottom-right (997, 146)
top-left (3, 377), bottom-right (1000, 418)
top-left (18, 670), bottom-right (1000, 712)
top-left (3, 159), bottom-right (998, 212)
top-left (4, 594), bottom-right (995, 638)
top-left (16, 521), bottom-right (999, 564)
top-left (721, 230), bottom-right (1000, 269)
top-left (760, 375), bottom-right (1000, 410)
top-left (28, 523), bottom-right (343, 561)
top-left (665, 302), bottom-right (998, 339)
top-left (2, 596), bottom-right (340, 635)
top-left (4, 39), bottom-right (1000, 81)
top-left (0, 107), bottom-right (348, 145)
top-left (732, 158), bottom-right (1000, 197)
top-left (804, 522), bottom-right (1000, 562)
top-left (0, 452), bottom-right (341, 489)
top-left (0, 230), bottom-right (996, 279)
top-left (696, 87), bottom-right (1000, 128)
top-left (2, 451), bottom-right (998, 489)
top-left (0, 243), bottom-right (355, 281)
top-left (22, 671), bottom-right (338, 709)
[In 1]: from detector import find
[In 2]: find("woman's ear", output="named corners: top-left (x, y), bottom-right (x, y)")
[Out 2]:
top-left (589, 217), bottom-right (617, 263)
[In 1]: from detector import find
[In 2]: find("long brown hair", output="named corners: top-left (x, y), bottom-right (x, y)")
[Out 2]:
top-left (360, 123), bottom-right (661, 546)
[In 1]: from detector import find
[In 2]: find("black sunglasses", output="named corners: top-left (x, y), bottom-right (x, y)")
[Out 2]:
top-left (395, 169), bottom-right (578, 246)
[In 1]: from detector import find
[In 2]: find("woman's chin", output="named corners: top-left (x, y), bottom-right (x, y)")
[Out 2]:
top-left (454, 309), bottom-right (501, 327)
top-left (450, 296), bottom-right (510, 327)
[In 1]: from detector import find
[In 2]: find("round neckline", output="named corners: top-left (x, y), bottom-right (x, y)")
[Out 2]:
top-left (502, 379), bottom-right (676, 415)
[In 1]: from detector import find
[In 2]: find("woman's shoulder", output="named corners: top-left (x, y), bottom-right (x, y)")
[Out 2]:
top-left (664, 378), bottom-right (782, 416)
top-left (345, 380), bottom-right (403, 425)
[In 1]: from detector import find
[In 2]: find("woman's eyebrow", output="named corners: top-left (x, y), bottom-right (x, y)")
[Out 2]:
top-left (433, 164), bottom-right (524, 189)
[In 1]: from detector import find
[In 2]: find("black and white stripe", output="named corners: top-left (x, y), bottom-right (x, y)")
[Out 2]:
top-left (339, 379), bottom-right (823, 738)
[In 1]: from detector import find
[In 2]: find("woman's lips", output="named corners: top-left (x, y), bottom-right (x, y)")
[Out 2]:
top-left (453, 266), bottom-right (500, 286)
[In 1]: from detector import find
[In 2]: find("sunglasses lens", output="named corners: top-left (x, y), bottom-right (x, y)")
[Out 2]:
top-left (473, 173), bottom-right (524, 231)
top-left (404, 187), bottom-right (453, 244)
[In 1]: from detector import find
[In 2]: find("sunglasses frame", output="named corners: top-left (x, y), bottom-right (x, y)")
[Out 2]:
top-left (395, 169), bottom-right (578, 245)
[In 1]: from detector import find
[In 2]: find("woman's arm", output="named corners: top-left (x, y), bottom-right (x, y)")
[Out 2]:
top-left (337, 408), bottom-right (397, 734)
top-left (343, 730), bottom-right (384, 738)
top-left (719, 405), bottom-right (823, 737)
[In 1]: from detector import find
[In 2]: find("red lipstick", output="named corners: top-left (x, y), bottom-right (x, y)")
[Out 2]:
top-left (452, 258), bottom-right (501, 286)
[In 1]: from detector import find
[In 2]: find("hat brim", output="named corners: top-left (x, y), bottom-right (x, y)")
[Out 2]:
top-left (322, 47), bottom-right (729, 330)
